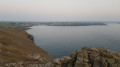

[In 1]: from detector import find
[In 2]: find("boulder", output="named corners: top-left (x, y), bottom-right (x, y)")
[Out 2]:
top-left (27, 54), bottom-right (41, 59)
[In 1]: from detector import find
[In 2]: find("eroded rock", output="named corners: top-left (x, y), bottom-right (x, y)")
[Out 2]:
top-left (1, 47), bottom-right (120, 67)
top-left (49, 47), bottom-right (120, 67)
top-left (27, 54), bottom-right (41, 59)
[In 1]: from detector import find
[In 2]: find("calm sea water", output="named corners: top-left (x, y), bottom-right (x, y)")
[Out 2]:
top-left (27, 23), bottom-right (120, 58)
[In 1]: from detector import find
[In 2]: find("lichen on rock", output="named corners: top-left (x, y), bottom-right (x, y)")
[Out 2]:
top-left (48, 47), bottom-right (120, 67)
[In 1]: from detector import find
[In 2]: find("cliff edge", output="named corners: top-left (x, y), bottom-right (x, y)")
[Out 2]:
top-left (0, 23), bottom-right (53, 66)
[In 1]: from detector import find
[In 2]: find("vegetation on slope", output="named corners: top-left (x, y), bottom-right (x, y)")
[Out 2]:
top-left (0, 23), bottom-right (53, 62)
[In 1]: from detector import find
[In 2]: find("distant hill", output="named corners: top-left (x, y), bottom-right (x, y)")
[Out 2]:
top-left (7, 22), bottom-right (106, 26)
top-left (47, 22), bottom-right (106, 26)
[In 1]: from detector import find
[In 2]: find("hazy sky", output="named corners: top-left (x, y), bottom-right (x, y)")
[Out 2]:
top-left (0, 0), bottom-right (120, 22)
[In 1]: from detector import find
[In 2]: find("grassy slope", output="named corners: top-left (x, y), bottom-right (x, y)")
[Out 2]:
top-left (0, 23), bottom-right (53, 62)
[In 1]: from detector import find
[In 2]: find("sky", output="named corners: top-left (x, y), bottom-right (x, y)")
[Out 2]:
top-left (0, 0), bottom-right (120, 22)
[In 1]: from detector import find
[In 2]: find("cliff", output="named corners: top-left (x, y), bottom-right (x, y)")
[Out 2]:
top-left (49, 47), bottom-right (120, 67)
top-left (0, 23), bottom-right (53, 66)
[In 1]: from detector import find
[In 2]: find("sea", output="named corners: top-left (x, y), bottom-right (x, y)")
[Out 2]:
top-left (27, 23), bottom-right (120, 58)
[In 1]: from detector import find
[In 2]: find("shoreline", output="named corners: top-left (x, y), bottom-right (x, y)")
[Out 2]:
top-left (20, 25), bottom-right (55, 59)
top-left (23, 23), bottom-right (108, 58)
top-left (1, 23), bottom-right (120, 67)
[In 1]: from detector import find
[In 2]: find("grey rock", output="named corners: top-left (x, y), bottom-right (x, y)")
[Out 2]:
top-left (50, 47), bottom-right (120, 67)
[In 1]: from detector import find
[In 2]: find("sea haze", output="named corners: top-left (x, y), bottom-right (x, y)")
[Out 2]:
top-left (27, 23), bottom-right (120, 58)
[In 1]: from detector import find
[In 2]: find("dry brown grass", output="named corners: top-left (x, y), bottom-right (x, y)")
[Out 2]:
top-left (0, 23), bottom-right (53, 62)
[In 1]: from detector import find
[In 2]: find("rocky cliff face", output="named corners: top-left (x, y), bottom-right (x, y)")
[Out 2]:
top-left (1, 47), bottom-right (120, 67)
top-left (26, 33), bottom-right (34, 41)
top-left (49, 47), bottom-right (120, 67)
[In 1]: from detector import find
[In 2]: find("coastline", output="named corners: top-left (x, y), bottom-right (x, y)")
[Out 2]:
top-left (1, 23), bottom-right (120, 67)
top-left (19, 25), bottom-right (54, 59)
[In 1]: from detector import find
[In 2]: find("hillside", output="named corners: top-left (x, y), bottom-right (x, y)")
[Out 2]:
top-left (0, 23), bottom-right (53, 66)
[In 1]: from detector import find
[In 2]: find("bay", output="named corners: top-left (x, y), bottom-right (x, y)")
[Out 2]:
top-left (27, 23), bottom-right (120, 58)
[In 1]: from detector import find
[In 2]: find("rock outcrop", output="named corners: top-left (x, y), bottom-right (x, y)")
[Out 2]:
top-left (1, 47), bottom-right (120, 67)
top-left (26, 33), bottom-right (34, 41)
top-left (49, 47), bottom-right (120, 67)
